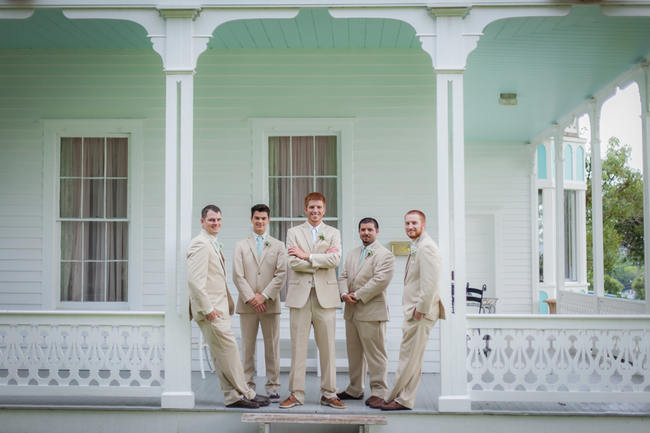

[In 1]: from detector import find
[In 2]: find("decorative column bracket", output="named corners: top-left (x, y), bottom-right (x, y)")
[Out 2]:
top-left (63, 8), bottom-right (299, 71)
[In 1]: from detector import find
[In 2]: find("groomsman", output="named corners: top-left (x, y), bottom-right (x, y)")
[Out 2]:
top-left (232, 204), bottom-right (287, 401)
top-left (279, 192), bottom-right (345, 409)
top-left (381, 210), bottom-right (446, 411)
top-left (337, 217), bottom-right (394, 409)
top-left (187, 205), bottom-right (270, 409)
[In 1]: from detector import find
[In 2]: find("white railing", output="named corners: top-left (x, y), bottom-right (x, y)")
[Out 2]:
top-left (467, 314), bottom-right (650, 402)
top-left (558, 290), bottom-right (646, 314)
top-left (0, 311), bottom-right (164, 397)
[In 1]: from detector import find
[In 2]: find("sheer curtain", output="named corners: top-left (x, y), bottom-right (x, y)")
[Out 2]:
top-left (59, 136), bottom-right (128, 303)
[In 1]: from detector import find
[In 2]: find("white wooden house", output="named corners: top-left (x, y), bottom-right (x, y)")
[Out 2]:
top-left (0, 1), bottom-right (649, 432)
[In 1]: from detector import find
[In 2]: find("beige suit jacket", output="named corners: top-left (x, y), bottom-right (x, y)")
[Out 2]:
top-left (338, 240), bottom-right (394, 321)
top-left (187, 229), bottom-right (235, 320)
top-left (232, 233), bottom-right (287, 314)
top-left (403, 231), bottom-right (446, 321)
top-left (285, 222), bottom-right (342, 309)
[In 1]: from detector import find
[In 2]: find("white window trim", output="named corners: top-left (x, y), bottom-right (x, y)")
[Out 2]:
top-left (250, 118), bottom-right (354, 256)
top-left (42, 119), bottom-right (143, 310)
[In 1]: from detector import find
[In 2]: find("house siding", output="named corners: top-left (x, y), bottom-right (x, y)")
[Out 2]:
top-left (0, 47), bottom-right (534, 372)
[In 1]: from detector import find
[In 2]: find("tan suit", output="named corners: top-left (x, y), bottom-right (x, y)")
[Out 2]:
top-left (232, 233), bottom-right (286, 394)
top-left (338, 240), bottom-right (394, 399)
top-left (286, 222), bottom-right (341, 403)
top-left (187, 229), bottom-right (255, 406)
top-left (386, 231), bottom-right (445, 409)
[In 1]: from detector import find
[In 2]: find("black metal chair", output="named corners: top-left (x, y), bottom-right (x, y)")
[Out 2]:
top-left (466, 282), bottom-right (487, 313)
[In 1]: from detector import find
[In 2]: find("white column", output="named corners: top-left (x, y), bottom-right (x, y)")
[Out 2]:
top-left (436, 70), bottom-right (470, 413)
top-left (554, 129), bottom-right (565, 299)
top-left (161, 10), bottom-right (199, 409)
top-left (640, 66), bottom-right (650, 313)
top-left (542, 186), bottom-right (556, 286)
top-left (589, 100), bottom-right (605, 298)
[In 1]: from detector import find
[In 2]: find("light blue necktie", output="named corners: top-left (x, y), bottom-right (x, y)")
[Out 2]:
top-left (359, 246), bottom-right (367, 264)
top-left (256, 235), bottom-right (264, 257)
top-left (214, 237), bottom-right (219, 249)
top-left (311, 227), bottom-right (318, 244)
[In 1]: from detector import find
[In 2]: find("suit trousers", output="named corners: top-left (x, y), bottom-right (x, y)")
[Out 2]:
top-left (240, 312), bottom-right (281, 394)
top-left (344, 318), bottom-right (388, 399)
top-left (386, 316), bottom-right (435, 409)
top-left (288, 288), bottom-right (337, 403)
top-left (197, 316), bottom-right (256, 405)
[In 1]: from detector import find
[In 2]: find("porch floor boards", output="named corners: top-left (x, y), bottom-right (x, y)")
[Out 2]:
top-left (1, 372), bottom-right (648, 415)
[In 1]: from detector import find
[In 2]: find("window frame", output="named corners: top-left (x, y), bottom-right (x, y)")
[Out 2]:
top-left (250, 118), bottom-right (354, 255)
top-left (43, 120), bottom-right (143, 310)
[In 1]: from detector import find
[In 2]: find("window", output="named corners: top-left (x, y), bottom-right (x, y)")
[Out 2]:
top-left (58, 136), bottom-right (129, 302)
top-left (538, 189), bottom-right (544, 283)
top-left (564, 190), bottom-right (577, 281)
top-left (267, 135), bottom-right (338, 242)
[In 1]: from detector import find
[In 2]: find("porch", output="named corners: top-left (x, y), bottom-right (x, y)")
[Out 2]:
top-left (1, 372), bottom-right (648, 433)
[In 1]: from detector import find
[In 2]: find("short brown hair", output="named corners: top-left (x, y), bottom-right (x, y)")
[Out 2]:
top-left (405, 209), bottom-right (426, 222)
top-left (202, 204), bottom-right (222, 219)
top-left (304, 192), bottom-right (326, 208)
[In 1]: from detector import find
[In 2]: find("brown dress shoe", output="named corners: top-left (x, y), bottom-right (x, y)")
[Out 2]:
top-left (320, 396), bottom-right (346, 409)
top-left (252, 394), bottom-right (270, 406)
top-left (279, 395), bottom-right (302, 409)
top-left (225, 398), bottom-right (260, 409)
top-left (337, 391), bottom-right (363, 400)
top-left (380, 400), bottom-right (411, 411)
top-left (365, 396), bottom-right (384, 408)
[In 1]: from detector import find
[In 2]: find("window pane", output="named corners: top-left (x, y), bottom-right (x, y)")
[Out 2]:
top-left (107, 262), bottom-right (127, 302)
top-left (269, 136), bottom-right (290, 176)
top-left (83, 137), bottom-right (105, 177)
top-left (107, 222), bottom-right (128, 260)
top-left (83, 179), bottom-right (105, 218)
top-left (61, 221), bottom-right (83, 260)
top-left (60, 137), bottom-right (82, 177)
top-left (60, 262), bottom-right (82, 301)
top-left (60, 179), bottom-right (81, 218)
top-left (315, 136), bottom-right (337, 176)
top-left (292, 178), bottom-right (312, 218)
top-left (106, 137), bottom-right (128, 177)
top-left (84, 262), bottom-right (105, 301)
top-left (84, 222), bottom-right (105, 260)
top-left (270, 221), bottom-right (293, 244)
top-left (269, 178), bottom-right (290, 218)
top-left (106, 179), bottom-right (127, 218)
top-left (316, 178), bottom-right (337, 217)
top-left (292, 136), bottom-right (314, 176)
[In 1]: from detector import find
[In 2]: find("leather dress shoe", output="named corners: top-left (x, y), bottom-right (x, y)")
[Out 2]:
top-left (268, 392), bottom-right (280, 401)
top-left (337, 391), bottom-right (363, 400)
top-left (226, 398), bottom-right (259, 409)
top-left (252, 394), bottom-right (270, 406)
top-left (380, 400), bottom-right (411, 411)
top-left (279, 395), bottom-right (302, 409)
top-left (365, 396), bottom-right (384, 408)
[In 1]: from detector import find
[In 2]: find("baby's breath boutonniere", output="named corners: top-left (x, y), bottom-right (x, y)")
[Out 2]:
top-left (264, 240), bottom-right (271, 247)
top-left (318, 233), bottom-right (326, 241)
top-left (366, 249), bottom-right (375, 257)
top-left (219, 243), bottom-right (224, 250)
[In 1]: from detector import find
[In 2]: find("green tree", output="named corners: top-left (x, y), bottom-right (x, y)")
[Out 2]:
top-left (586, 137), bottom-right (644, 297)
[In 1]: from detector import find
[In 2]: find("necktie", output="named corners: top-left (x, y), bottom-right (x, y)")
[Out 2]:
top-left (214, 237), bottom-right (220, 250)
top-left (256, 235), bottom-right (264, 257)
top-left (311, 227), bottom-right (318, 244)
top-left (359, 247), bottom-right (367, 264)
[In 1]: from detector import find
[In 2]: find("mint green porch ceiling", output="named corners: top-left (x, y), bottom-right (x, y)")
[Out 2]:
top-left (1, 7), bottom-right (649, 143)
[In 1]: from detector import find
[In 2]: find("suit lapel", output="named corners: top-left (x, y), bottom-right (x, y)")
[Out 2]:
top-left (300, 222), bottom-right (314, 252)
top-left (247, 235), bottom-right (261, 266)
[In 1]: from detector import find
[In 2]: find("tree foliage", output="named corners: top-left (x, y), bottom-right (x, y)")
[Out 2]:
top-left (586, 137), bottom-right (644, 297)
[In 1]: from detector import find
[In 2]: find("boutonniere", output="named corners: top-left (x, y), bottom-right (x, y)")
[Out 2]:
top-left (318, 233), bottom-right (326, 241)
top-left (366, 249), bottom-right (375, 257)
top-left (219, 243), bottom-right (224, 250)
top-left (264, 240), bottom-right (271, 247)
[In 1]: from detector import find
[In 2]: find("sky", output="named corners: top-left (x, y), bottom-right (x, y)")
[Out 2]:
top-left (582, 83), bottom-right (644, 173)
